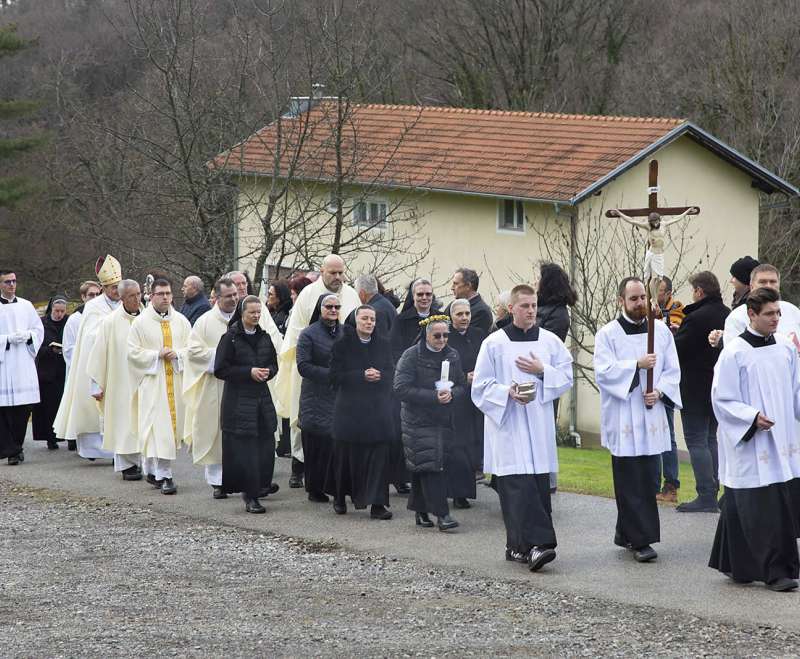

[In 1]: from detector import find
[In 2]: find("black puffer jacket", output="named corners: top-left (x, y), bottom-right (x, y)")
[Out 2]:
top-left (214, 322), bottom-right (279, 436)
top-left (329, 324), bottom-right (395, 444)
top-left (297, 320), bottom-right (339, 435)
top-left (393, 342), bottom-right (466, 473)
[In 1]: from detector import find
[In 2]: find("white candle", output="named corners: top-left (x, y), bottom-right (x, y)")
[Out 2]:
top-left (440, 360), bottom-right (450, 382)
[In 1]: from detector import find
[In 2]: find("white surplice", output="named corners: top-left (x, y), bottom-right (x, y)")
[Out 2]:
top-left (0, 297), bottom-right (44, 406)
top-left (594, 317), bottom-right (682, 457)
top-left (712, 333), bottom-right (800, 489)
top-left (471, 327), bottom-right (573, 476)
top-left (128, 304), bottom-right (190, 461)
top-left (722, 300), bottom-right (800, 347)
top-left (62, 310), bottom-right (81, 376)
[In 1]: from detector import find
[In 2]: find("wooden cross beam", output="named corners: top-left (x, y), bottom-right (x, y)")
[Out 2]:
top-left (604, 160), bottom-right (701, 407)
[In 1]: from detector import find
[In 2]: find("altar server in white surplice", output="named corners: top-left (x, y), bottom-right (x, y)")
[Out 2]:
top-left (472, 284), bottom-right (573, 572)
top-left (183, 277), bottom-right (237, 499)
top-left (0, 270), bottom-right (44, 464)
top-left (54, 255), bottom-right (123, 461)
top-left (709, 287), bottom-right (800, 592)
top-left (594, 277), bottom-right (682, 564)
top-left (85, 279), bottom-right (143, 480)
top-left (128, 278), bottom-right (191, 495)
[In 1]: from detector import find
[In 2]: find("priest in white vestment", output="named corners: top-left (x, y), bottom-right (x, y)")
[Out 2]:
top-left (85, 279), bottom-right (143, 480)
top-left (472, 284), bottom-right (573, 572)
top-left (709, 287), bottom-right (800, 592)
top-left (0, 271), bottom-right (44, 464)
top-left (594, 277), bottom-right (682, 563)
top-left (273, 255), bottom-right (360, 486)
top-left (128, 278), bottom-right (191, 495)
top-left (53, 255), bottom-right (123, 460)
top-left (183, 277), bottom-right (238, 498)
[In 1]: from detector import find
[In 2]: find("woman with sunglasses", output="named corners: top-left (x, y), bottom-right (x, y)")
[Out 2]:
top-left (296, 294), bottom-right (341, 504)
top-left (328, 304), bottom-right (395, 519)
top-left (394, 315), bottom-right (466, 531)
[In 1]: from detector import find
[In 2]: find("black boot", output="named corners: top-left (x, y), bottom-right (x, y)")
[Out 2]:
top-left (122, 465), bottom-right (143, 481)
top-left (67, 440), bottom-right (77, 451)
top-left (370, 505), bottom-right (393, 520)
top-left (245, 496), bottom-right (265, 514)
top-left (47, 440), bottom-right (59, 450)
top-left (212, 486), bottom-right (227, 499)
top-left (436, 514), bottom-right (459, 531)
top-left (415, 512), bottom-right (434, 528)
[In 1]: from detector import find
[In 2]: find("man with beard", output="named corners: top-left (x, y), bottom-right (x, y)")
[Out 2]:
top-left (183, 277), bottom-right (238, 498)
top-left (594, 277), bottom-right (682, 563)
top-left (128, 278), bottom-right (191, 495)
top-left (86, 279), bottom-right (144, 480)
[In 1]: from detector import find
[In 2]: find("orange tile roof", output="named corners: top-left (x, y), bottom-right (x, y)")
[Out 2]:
top-left (214, 103), bottom-right (687, 202)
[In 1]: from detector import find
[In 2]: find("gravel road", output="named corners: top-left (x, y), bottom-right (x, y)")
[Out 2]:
top-left (1, 480), bottom-right (797, 657)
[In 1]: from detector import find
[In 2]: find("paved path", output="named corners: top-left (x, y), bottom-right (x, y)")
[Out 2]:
top-left (4, 437), bottom-right (799, 632)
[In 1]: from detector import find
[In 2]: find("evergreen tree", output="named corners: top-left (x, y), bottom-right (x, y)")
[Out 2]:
top-left (0, 23), bottom-right (43, 207)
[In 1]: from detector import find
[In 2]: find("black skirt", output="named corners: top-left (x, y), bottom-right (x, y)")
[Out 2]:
top-left (709, 483), bottom-right (799, 584)
top-left (495, 473), bottom-right (556, 552)
top-left (222, 413), bottom-right (276, 498)
top-left (408, 471), bottom-right (449, 517)
top-left (32, 379), bottom-right (65, 442)
top-left (611, 454), bottom-right (660, 549)
top-left (325, 441), bottom-right (389, 508)
top-left (444, 442), bottom-right (476, 499)
top-left (301, 430), bottom-right (333, 495)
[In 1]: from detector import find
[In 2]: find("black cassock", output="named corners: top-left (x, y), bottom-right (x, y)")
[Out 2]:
top-left (32, 301), bottom-right (68, 444)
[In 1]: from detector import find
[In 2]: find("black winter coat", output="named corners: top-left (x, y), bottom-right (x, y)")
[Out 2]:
top-left (390, 304), bottom-right (440, 362)
top-left (536, 303), bottom-right (570, 342)
top-left (673, 295), bottom-right (730, 414)
top-left (394, 343), bottom-right (466, 473)
top-left (329, 324), bottom-right (395, 443)
top-left (270, 304), bottom-right (291, 336)
top-left (297, 320), bottom-right (339, 435)
top-left (214, 322), bottom-right (279, 436)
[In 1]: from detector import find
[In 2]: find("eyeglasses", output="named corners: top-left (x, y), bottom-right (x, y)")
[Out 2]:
top-left (86, 291), bottom-right (100, 298)
top-left (323, 304), bottom-right (341, 310)
top-left (431, 332), bottom-right (449, 339)
top-left (415, 292), bottom-right (433, 297)
top-left (1, 279), bottom-right (16, 285)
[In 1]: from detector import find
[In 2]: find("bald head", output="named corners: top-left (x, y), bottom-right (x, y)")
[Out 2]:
top-left (321, 254), bottom-right (345, 292)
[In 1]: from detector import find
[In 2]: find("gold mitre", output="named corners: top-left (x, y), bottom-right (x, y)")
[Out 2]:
top-left (95, 254), bottom-right (122, 286)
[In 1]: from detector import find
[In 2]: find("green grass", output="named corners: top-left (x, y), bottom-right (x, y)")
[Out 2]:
top-left (557, 446), bottom-right (697, 504)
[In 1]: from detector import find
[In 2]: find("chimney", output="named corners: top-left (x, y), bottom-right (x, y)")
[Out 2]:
top-left (283, 84), bottom-right (336, 118)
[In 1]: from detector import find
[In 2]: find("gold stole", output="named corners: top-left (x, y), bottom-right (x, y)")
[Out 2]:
top-left (160, 320), bottom-right (177, 436)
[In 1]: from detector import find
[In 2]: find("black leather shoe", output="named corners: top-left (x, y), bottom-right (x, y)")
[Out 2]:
top-left (7, 455), bottom-right (20, 466)
top-left (394, 483), bottom-right (411, 494)
top-left (767, 577), bottom-right (798, 592)
top-left (246, 498), bottom-right (266, 514)
top-left (122, 466), bottom-right (143, 481)
top-left (415, 512), bottom-right (434, 528)
top-left (67, 440), bottom-right (77, 451)
top-left (258, 483), bottom-right (280, 498)
top-left (437, 514), bottom-right (459, 531)
top-left (289, 474), bottom-right (304, 488)
top-left (452, 497), bottom-right (471, 509)
top-left (333, 500), bottom-right (347, 515)
top-left (676, 497), bottom-right (719, 513)
top-left (47, 440), bottom-right (59, 450)
top-left (308, 492), bottom-right (329, 503)
top-left (528, 547), bottom-right (556, 572)
top-left (18, 450), bottom-right (24, 463)
top-left (160, 478), bottom-right (177, 495)
top-left (505, 548), bottom-right (529, 564)
top-left (370, 505), bottom-right (393, 520)
top-left (146, 474), bottom-right (163, 488)
top-left (633, 545), bottom-right (658, 562)
top-left (212, 486), bottom-right (227, 499)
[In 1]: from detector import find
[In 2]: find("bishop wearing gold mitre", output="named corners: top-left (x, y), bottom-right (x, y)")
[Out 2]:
top-left (53, 254), bottom-right (123, 461)
top-left (128, 277), bottom-right (191, 495)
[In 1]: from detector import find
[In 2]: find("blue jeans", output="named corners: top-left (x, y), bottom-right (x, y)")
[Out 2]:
top-left (654, 406), bottom-right (679, 489)
top-left (680, 410), bottom-right (719, 501)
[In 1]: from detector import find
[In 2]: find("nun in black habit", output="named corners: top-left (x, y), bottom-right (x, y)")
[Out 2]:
top-left (32, 296), bottom-right (69, 449)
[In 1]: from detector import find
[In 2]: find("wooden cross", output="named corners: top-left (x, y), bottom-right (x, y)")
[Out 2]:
top-left (605, 160), bottom-right (701, 407)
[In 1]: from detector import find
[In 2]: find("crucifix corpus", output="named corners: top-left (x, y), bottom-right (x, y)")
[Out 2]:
top-left (606, 159), bottom-right (700, 407)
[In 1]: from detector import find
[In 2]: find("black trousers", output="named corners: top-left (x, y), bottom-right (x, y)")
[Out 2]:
top-left (612, 454), bottom-right (660, 549)
top-left (301, 430), bottom-right (333, 495)
top-left (496, 473), bottom-right (556, 553)
top-left (0, 405), bottom-right (30, 459)
top-left (408, 471), bottom-right (449, 517)
top-left (32, 379), bottom-right (64, 443)
top-left (709, 483), bottom-right (799, 584)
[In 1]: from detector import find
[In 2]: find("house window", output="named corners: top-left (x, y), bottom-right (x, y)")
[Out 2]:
top-left (498, 199), bottom-right (525, 232)
top-left (326, 192), bottom-right (340, 214)
top-left (353, 199), bottom-right (388, 229)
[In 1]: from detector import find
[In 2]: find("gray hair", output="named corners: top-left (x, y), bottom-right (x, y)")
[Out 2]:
top-left (354, 273), bottom-right (379, 296)
top-left (117, 279), bottom-right (140, 297)
top-left (320, 293), bottom-right (338, 308)
top-left (425, 318), bottom-right (450, 334)
top-left (185, 275), bottom-right (204, 293)
top-left (497, 290), bottom-right (511, 307)
top-left (411, 277), bottom-right (433, 294)
top-left (450, 298), bottom-right (470, 313)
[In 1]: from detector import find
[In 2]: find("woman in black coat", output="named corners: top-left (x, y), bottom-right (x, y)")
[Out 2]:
top-left (297, 294), bottom-right (340, 503)
top-left (447, 298), bottom-right (486, 489)
top-left (326, 305), bottom-right (395, 519)
top-left (215, 296), bottom-right (279, 514)
top-left (394, 316), bottom-right (467, 531)
top-left (267, 279), bottom-right (293, 336)
top-left (32, 296), bottom-right (69, 449)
